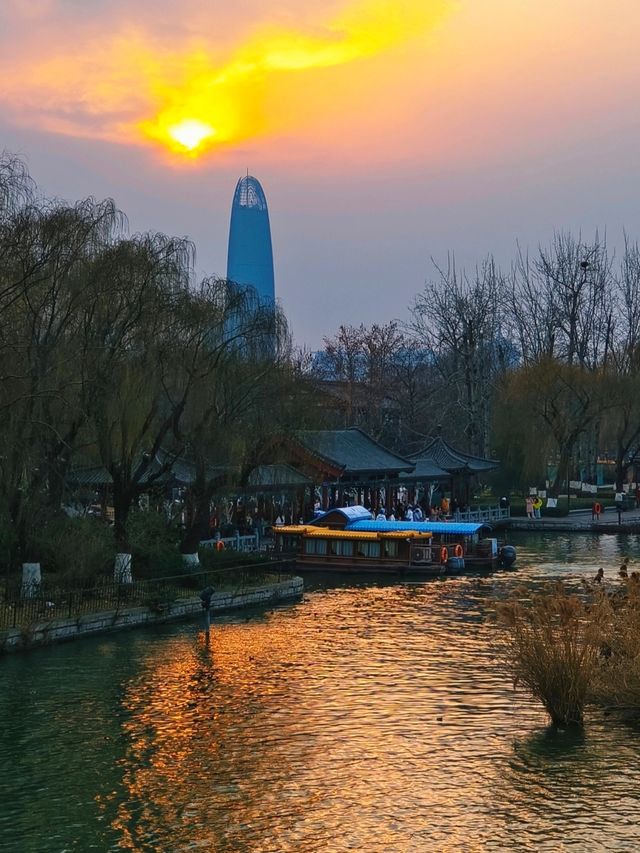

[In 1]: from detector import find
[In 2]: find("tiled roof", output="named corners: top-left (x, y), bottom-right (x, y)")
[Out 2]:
top-left (295, 427), bottom-right (414, 476)
top-left (246, 463), bottom-right (313, 488)
top-left (408, 436), bottom-right (499, 474)
top-left (67, 450), bottom-right (225, 487)
top-left (400, 458), bottom-right (449, 481)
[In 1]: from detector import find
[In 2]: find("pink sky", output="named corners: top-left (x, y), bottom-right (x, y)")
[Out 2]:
top-left (1, 0), bottom-right (639, 346)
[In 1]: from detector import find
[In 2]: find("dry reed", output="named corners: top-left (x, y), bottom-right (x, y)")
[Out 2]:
top-left (496, 572), bottom-right (640, 725)
top-left (496, 582), bottom-right (601, 726)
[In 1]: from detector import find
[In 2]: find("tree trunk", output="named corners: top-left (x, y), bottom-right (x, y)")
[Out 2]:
top-left (551, 446), bottom-right (571, 498)
top-left (615, 451), bottom-right (628, 494)
top-left (112, 476), bottom-right (135, 550)
top-left (180, 478), bottom-right (213, 555)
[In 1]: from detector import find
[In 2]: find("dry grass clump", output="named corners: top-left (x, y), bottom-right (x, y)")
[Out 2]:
top-left (497, 582), bottom-right (601, 726)
top-left (589, 574), bottom-right (640, 714)
top-left (496, 571), bottom-right (640, 725)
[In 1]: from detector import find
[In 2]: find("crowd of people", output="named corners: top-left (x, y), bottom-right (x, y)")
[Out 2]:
top-left (369, 496), bottom-right (466, 522)
top-left (203, 493), bottom-right (468, 540)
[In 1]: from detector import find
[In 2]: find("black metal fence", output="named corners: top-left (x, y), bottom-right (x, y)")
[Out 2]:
top-left (0, 560), bottom-right (296, 631)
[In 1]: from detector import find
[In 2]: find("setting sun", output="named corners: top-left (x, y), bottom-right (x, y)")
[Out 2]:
top-left (167, 119), bottom-right (216, 153)
top-left (0, 0), bottom-right (449, 160)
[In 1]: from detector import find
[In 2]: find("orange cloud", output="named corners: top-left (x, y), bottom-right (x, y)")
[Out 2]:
top-left (0, 0), bottom-right (449, 160)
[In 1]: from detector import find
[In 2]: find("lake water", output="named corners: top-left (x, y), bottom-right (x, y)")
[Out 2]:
top-left (2, 532), bottom-right (640, 852)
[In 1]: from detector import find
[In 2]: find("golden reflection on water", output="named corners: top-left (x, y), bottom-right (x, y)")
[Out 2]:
top-left (104, 582), bottom-right (520, 850)
top-left (89, 557), bottom-right (640, 851)
top-left (7, 534), bottom-right (640, 851)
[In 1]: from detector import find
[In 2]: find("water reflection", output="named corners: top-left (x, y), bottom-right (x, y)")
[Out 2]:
top-left (498, 720), bottom-right (640, 851)
top-left (1, 532), bottom-right (640, 851)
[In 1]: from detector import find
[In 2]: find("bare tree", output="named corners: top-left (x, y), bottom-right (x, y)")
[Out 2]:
top-left (410, 255), bottom-right (507, 456)
top-left (509, 232), bottom-right (614, 369)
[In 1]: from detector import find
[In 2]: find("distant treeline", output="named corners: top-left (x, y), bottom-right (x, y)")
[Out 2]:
top-left (313, 234), bottom-right (640, 495)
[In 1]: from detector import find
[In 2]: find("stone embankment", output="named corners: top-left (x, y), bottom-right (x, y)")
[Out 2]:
top-left (1, 577), bottom-right (303, 653)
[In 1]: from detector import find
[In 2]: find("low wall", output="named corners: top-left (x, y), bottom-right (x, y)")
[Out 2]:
top-left (1, 577), bottom-right (304, 653)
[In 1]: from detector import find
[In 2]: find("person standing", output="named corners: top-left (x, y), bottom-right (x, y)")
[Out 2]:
top-left (525, 496), bottom-right (534, 519)
top-left (533, 497), bottom-right (542, 519)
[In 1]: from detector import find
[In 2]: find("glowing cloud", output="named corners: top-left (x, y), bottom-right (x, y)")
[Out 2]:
top-left (0, 0), bottom-right (449, 159)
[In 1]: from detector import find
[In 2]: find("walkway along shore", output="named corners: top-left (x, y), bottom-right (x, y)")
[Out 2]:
top-left (505, 505), bottom-right (640, 534)
top-left (0, 576), bottom-right (304, 654)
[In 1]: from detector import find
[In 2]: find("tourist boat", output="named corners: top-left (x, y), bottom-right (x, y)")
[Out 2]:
top-left (343, 519), bottom-right (517, 572)
top-left (273, 525), bottom-right (443, 576)
top-left (273, 506), bottom-right (516, 574)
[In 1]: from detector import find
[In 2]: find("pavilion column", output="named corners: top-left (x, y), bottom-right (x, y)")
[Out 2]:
top-left (385, 482), bottom-right (392, 514)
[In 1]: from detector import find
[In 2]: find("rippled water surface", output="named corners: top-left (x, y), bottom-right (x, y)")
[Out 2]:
top-left (3, 532), bottom-right (640, 852)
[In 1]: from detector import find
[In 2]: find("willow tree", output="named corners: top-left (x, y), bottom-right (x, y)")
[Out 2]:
top-left (82, 232), bottom-right (197, 550)
top-left (173, 280), bottom-right (291, 557)
top-left (0, 153), bottom-right (126, 561)
top-left (494, 358), bottom-right (608, 495)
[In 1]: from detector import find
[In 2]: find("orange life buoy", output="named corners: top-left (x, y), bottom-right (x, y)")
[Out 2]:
top-left (440, 545), bottom-right (449, 563)
top-left (594, 503), bottom-right (601, 514)
top-left (454, 543), bottom-right (464, 558)
top-left (216, 540), bottom-right (225, 552)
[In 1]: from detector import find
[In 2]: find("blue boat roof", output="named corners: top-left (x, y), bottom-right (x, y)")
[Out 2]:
top-left (312, 506), bottom-right (373, 524)
top-left (346, 520), bottom-right (491, 535)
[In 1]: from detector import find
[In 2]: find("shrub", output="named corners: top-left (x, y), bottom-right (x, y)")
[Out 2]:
top-left (36, 517), bottom-right (115, 583)
top-left (126, 510), bottom-right (183, 579)
top-left (197, 547), bottom-right (269, 571)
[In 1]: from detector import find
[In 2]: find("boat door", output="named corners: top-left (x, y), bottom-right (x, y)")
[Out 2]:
top-left (410, 544), bottom-right (432, 565)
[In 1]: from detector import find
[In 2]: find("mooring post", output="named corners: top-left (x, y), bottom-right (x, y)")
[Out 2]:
top-left (199, 586), bottom-right (214, 635)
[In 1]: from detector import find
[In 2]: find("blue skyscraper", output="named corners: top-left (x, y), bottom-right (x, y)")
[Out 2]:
top-left (226, 175), bottom-right (275, 304)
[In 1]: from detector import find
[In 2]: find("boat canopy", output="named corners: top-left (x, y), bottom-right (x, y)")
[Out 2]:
top-left (345, 520), bottom-right (491, 535)
top-left (311, 505), bottom-right (373, 525)
top-left (274, 525), bottom-right (432, 541)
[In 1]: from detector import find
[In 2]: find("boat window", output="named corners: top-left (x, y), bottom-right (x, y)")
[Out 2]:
top-left (304, 538), bottom-right (328, 555)
top-left (384, 541), bottom-right (398, 557)
top-left (359, 541), bottom-right (380, 558)
top-left (334, 540), bottom-right (353, 556)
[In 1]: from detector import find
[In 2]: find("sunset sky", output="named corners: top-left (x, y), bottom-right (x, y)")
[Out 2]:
top-left (1, 0), bottom-right (638, 346)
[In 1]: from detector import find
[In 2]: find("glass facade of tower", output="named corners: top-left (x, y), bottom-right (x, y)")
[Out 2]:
top-left (226, 176), bottom-right (275, 304)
